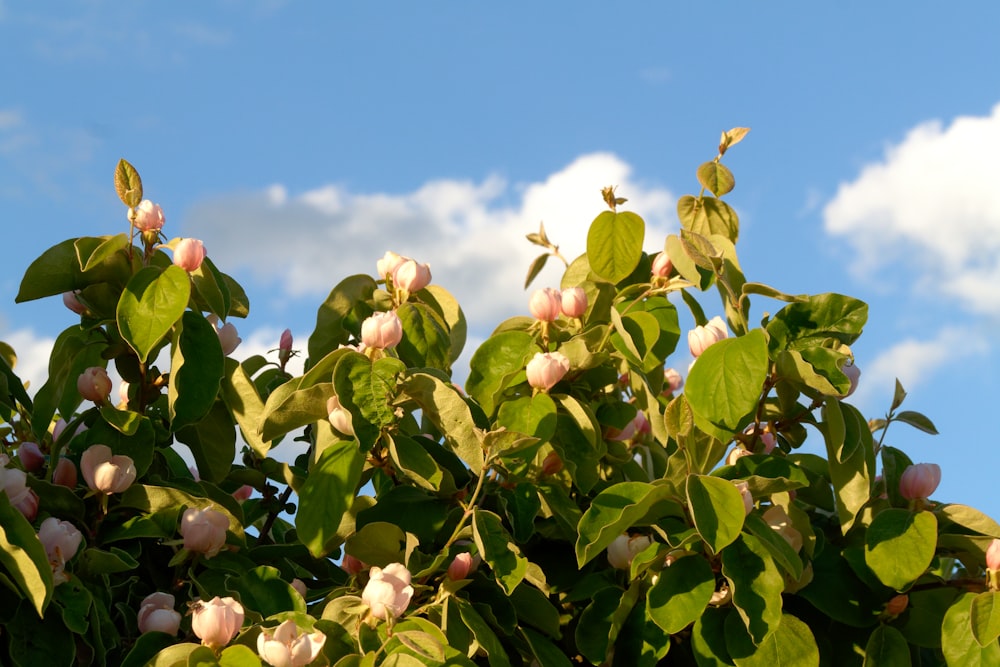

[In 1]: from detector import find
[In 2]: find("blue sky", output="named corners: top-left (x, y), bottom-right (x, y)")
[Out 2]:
top-left (2, 2), bottom-right (1000, 518)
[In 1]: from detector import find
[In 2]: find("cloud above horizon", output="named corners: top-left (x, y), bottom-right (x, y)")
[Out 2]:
top-left (183, 152), bottom-right (678, 328)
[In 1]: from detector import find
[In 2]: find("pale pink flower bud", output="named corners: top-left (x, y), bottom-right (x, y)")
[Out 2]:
top-left (173, 238), bottom-right (206, 272)
top-left (607, 534), bottom-right (653, 570)
top-left (180, 507), bottom-right (229, 558)
top-left (529, 288), bottom-right (562, 322)
top-left (232, 485), bottom-right (253, 502)
top-left (137, 592), bottom-right (181, 635)
top-left (362, 563), bottom-right (414, 620)
top-left (62, 291), bottom-right (87, 315)
top-left (885, 594), bottom-right (909, 616)
top-left (745, 425), bottom-right (777, 454)
top-left (393, 259), bottom-right (432, 293)
top-left (37, 516), bottom-right (82, 585)
top-left (53, 457), bottom-right (78, 488)
top-left (361, 311), bottom-right (403, 349)
top-left (77, 367), bottom-right (112, 404)
top-left (205, 314), bottom-right (241, 356)
top-left (52, 418), bottom-right (87, 444)
top-left (256, 619), bottom-right (326, 667)
top-left (290, 578), bottom-right (308, 598)
top-left (663, 368), bottom-right (683, 394)
top-left (540, 451), bottom-right (563, 476)
top-left (605, 412), bottom-right (650, 442)
top-left (841, 359), bottom-right (861, 397)
top-left (525, 351), bottom-right (570, 391)
top-left (279, 328), bottom-right (293, 352)
top-left (734, 481), bottom-right (753, 515)
top-left (17, 442), bottom-right (44, 473)
top-left (726, 446), bottom-right (751, 466)
top-left (447, 552), bottom-right (474, 580)
top-left (651, 251), bottom-right (673, 278)
top-left (134, 200), bottom-right (165, 232)
top-left (191, 596), bottom-right (244, 650)
top-left (81, 444), bottom-right (136, 495)
top-left (4, 467), bottom-right (40, 520)
top-left (377, 251), bottom-right (407, 280)
top-left (118, 380), bottom-right (131, 407)
top-left (341, 553), bottom-right (366, 576)
top-left (709, 582), bottom-right (732, 606)
top-left (560, 287), bottom-right (588, 318)
top-left (688, 316), bottom-right (728, 358)
top-left (988, 539), bottom-right (1000, 571)
top-left (899, 463), bottom-right (941, 500)
top-left (763, 506), bottom-right (803, 552)
top-left (327, 395), bottom-right (355, 437)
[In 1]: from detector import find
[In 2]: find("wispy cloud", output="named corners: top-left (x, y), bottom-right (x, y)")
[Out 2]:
top-left (183, 153), bottom-right (678, 328)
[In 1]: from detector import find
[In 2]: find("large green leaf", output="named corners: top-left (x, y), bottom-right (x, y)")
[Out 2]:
top-left (169, 311), bottom-right (225, 431)
top-left (333, 353), bottom-right (405, 449)
top-left (296, 434), bottom-right (365, 558)
top-left (697, 161), bottom-right (736, 197)
top-left (307, 274), bottom-right (376, 365)
top-left (575, 481), bottom-right (679, 567)
top-left (685, 329), bottom-right (769, 432)
top-left (721, 534), bottom-right (783, 645)
top-left (647, 554), bottom-right (715, 634)
top-left (766, 293), bottom-right (869, 352)
top-left (400, 371), bottom-right (483, 471)
top-left (863, 624), bottom-right (911, 667)
top-left (420, 285), bottom-right (467, 364)
top-left (473, 509), bottom-right (527, 595)
top-left (219, 358), bottom-right (269, 458)
top-left (687, 474), bottom-right (746, 553)
top-left (496, 393), bottom-right (558, 443)
top-left (395, 301), bottom-right (452, 371)
top-left (942, 593), bottom-right (1000, 666)
top-left (175, 401), bottom-right (236, 484)
top-left (465, 330), bottom-right (537, 416)
top-left (387, 434), bottom-right (444, 492)
top-left (677, 195), bottom-right (739, 243)
top-left (225, 565), bottom-right (306, 618)
top-left (865, 509), bottom-right (937, 590)
top-left (971, 591), bottom-right (1000, 648)
top-left (0, 492), bottom-right (53, 617)
top-left (16, 235), bottom-right (134, 303)
top-left (586, 210), bottom-right (645, 283)
top-left (725, 612), bottom-right (819, 666)
top-left (117, 265), bottom-right (191, 363)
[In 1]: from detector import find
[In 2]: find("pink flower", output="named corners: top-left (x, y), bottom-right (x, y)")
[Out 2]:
top-left (363, 563), bottom-right (414, 620)
top-left (841, 359), bottom-right (861, 397)
top-left (525, 351), bottom-right (570, 391)
top-left (17, 442), bottom-right (44, 473)
top-left (290, 578), bottom-right (308, 598)
top-left (137, 592), bottom-right (181, 635)
top-left (53, 457), bottom-right (78, 488)
top-left (605, 411), bottom-right (651, 442)
top-left (77, 367), bottom-right (112, 404)
top-left (987, 539), bottom-right (1000, 571)
top-left (191, 596), bottom-right (244, 650)
top-left (734, 481), bottom-right (753, 515)
top-left (393, 259), bottom-right (432, 293)
top-left (37, 517), bottom-right (83, 585)
top-left (207, 314), bottom-right (241, 356)
top-left (688, 316), bottom-right (728, 358)
top-left (560, 287), bottom-right (588, 318)
top-left (278, 329), bottom-right (294, 368)
top-left (745, 424), bottom-right (777, 454)
top-left (663, 367), bottom-right (683, 394)
top-left (899, 463), bottom-right (941, 500)
top-left (173, 238), bottom-right (206, 272)
top-left (651, 251), bottom-right (673, 278)
top-left (607, 534), bottom-right (652, 570)
top-left (377, 251), bottom-right (407, 280)
top-left (763, 506), bottom-right (803, 552)
top-left (134, 200), bottom-right (165, 232)
top-left (447, 552), bottom-right (474, 580)
top-left (81, 444), bottom-right (136, 495)
top-left (327, 395), bottom-right (355, 437)
top-left (341, 553), bottom-right (366, 576)
top-left (361, 311), bottom-right (403, 350)
top-left (62, 291), bottom-right (87, 315)
top-left (232, 485), bottom-right (253, 502)
top-left (1, 467), bottom-right (39, 521)
top-left (529, 288), bottom-right (562, 322)
top-left (256, 619), bottom-right (326, 667)
top-left (180, 507), bottom-right (229, 558)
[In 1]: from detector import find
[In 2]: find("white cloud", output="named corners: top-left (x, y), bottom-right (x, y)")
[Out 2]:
top-left (823, 103), bottom-right (1000, 315)
top-left (851, 327), bottom-right (988, 410)
top-left (184, 153), bottom-right (677, 328)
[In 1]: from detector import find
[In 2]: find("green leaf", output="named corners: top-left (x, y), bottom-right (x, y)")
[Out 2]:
top-left (725, 612), bottom-right (820, 666)
top-left (453, 597), bottom-right (513, 667)
top-left (894, 410), bottom-right (939, 435)
top-left (117, 265), bottom-right (191, 363)
top-left (78, 233), bottom-right (129, 273)
top-left (175, 401), bottom-right (236, 484)
top-left (742, 512), bottom-right (804, 580)
top-left (647, 554), bottom-right (715, 634)
top-left (16, 237), bottom-right (134, 303)
top-left (191, 257), bottom-right (231, 320)
top-left (81, 416), bottom-right (156, 479)
top-left (400, 371), bottom-right (484, 471)
top-left (218, 645), bottom-right (262, 667)
top-left (465, 330), bottom-right (537, 416)
top-left (865, 509), bottom-right (937, 590)
top-left (687, 474), bottom-right (746, 553)
top-left (307, 274), bottom-right (377, 364)
top-left (388, 434), bottom-right (443, 492)
top-left (677, 195), bottom-right (739, 243)
top-left (937, 504), bottom-right (1000, 538)
top-left (296, 435), bottom-right (365, 558)
top-left (586, 210), bottom-right (645, 283)
top-left (396, 301), bottom-right (452, 371)
top-left (766, 293), bottom-right (869, 352)
top-left (824, 407), bottom-right (875, 534)
top-left (521, 627), bottom-right (573, 667)
top-left (226, 565), bottom-right (306, 618)
top-left (7, 601), bottom-right (76, 665)
top-left (942, 593), bottom-right (1000, 666)
top-left (333, 353), bottom-right (405, 448)
top-left (697, 161), bottom-right (736, 197)
top-left (575, 585), bottom-right (639, 665)
top-left (685, 329), bottom-right (769, 432)
top-left (0, 492), bottom-right (53, 617)
top-left (691, 607), bottom-right (732, 666)
top-left (420, 284), bottom-right (467, 364)
top-left (115, 158), bottom-right (143, 207)
top-left (99, 403), bottom-right (143, 436)
top-left (219, 358), bottom-right (269, 458)
top-left (525, 253), bottom-right (549, 289)
top-left (575, 481), bottom-right (679, 567)
top-left (473, 509), bottom-right (527, 595)
top-left (862, 624), bottom-right (911, 667)
top-left (169, 311), bottom-right (225, 431)
top-left (970, 591), bottom-right (1000, 647)
top-left (721, 534), bottom-right (783, 645)
top-left (496, 393), bottom-right (558, 443)
top-left (120, 631), bottom-right (179, 667)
